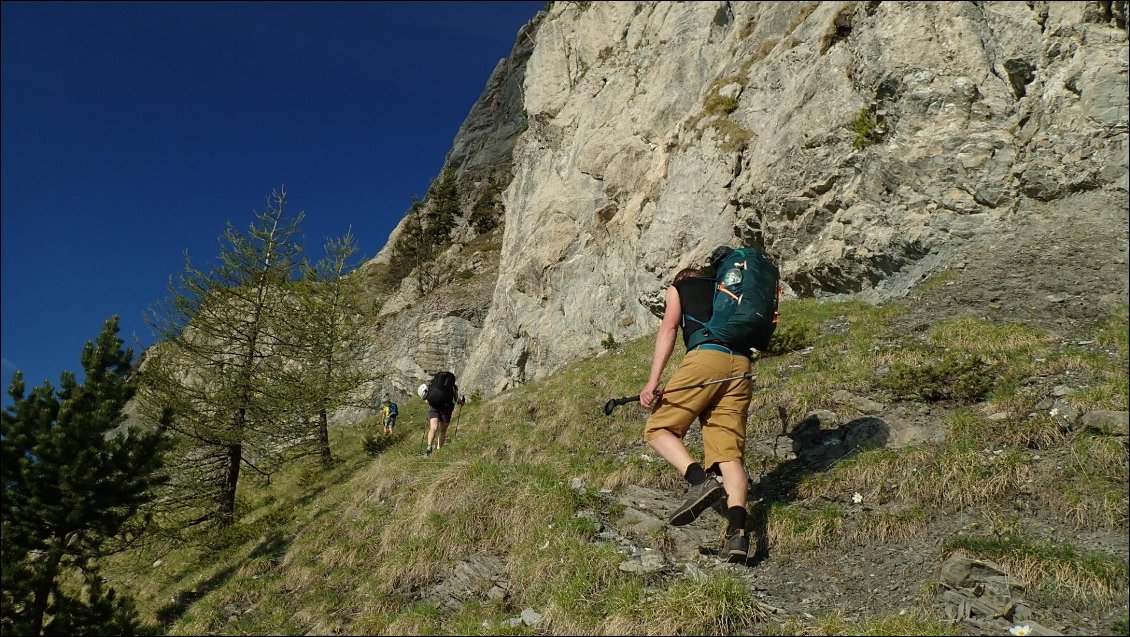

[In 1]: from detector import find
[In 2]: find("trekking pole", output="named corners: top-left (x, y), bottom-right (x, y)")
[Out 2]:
top-left (449, 400), bottom-right (463, 443)
top-left (602, 372), bottom-right (756, 416)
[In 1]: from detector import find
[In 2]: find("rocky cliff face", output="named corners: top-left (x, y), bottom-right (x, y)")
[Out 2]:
top-left (368, 1), bottom-right (1128, 399)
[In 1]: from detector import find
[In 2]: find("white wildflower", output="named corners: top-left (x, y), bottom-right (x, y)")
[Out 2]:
top-left (851, 492), bottom-right (863, 504)
top-left (1009, 625), bottom-right (1031, 636)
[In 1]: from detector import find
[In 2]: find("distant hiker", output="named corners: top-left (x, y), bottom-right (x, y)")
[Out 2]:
top-left (423, 371), bottom-right (459, 456)
top-left (639, 246), bottom-right (779, 564)
top-left (382, 399), bottom-right (399, 434)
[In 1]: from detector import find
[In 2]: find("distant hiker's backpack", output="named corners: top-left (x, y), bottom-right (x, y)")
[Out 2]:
top-left (687, 246), bottom-right (781, 354)
top-left (426, 371), bottom-right (457, 408)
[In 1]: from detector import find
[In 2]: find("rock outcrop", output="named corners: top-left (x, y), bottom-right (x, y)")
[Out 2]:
top-left (366, 1), bottom-right (1128, 399)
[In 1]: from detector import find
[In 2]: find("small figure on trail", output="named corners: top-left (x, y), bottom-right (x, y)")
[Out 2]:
top-left (422, 371), bottom-right (458, 456)
top-left (381, 399), bottom-right (398, 434)
top-left (639, 245), bottom-right (779, 564)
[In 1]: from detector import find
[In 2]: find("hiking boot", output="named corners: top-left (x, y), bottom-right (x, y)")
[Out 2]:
top-left (668, 478), bottom-right (725, 526)
top-left (423, 444), bottom-right (434, 457)
top-left (724, 530), bottom-right (749, 564)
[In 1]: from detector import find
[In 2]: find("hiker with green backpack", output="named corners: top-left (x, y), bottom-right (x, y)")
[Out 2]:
top-left (381, 399), bottom-right (398, 434)
top-left (638, 245), bottom-right (780, 564)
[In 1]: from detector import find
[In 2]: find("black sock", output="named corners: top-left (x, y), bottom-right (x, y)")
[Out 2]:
top-left (683, 462), bottom-right (707, 486)
top-left (726, 505), bottom-right (747, 535)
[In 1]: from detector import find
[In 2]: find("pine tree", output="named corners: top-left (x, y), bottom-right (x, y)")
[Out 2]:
top-left (396, 197), bottom-right (431, 283)
top-left (0, 316), bottom-right (166, 635)
top-left (424, 167), bottom-right (460, 247)
top-left (469, 174), bottom-right (503, 233)
top-left (140, 188), bottom-right (303, 528)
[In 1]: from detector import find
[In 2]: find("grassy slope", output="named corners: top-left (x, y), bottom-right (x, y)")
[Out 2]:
top-left (104, 298), bottom-right (1129, 636)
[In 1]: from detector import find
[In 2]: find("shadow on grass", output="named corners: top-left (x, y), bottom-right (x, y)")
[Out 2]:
top-left (152, 528), bottom-right (293, 627)
top-left (363, 429), bottom-right (402, 456)
top-left (152, 427), bottom-right (392, 629)
top-left (744, 411), bottom-right (890, 567)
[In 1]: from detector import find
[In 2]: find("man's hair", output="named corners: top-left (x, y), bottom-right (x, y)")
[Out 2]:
top-left (674, 267), bottom-right (704, 283)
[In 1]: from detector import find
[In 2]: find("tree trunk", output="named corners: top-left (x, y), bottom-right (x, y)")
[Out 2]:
top-left (219, 440), bottom-right (242, 527)
top-left (318, 408), bottom-right (333, 467)
top-left (29, 536), bottom-right (64, 634)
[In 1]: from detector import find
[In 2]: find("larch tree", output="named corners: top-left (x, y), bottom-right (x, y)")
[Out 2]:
top-left (276, 229), bottom-right (377, 467)
top-left (140, 188), bottom-right (303, 528)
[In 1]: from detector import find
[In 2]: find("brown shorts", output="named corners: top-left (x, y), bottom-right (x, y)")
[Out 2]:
top-left (643, 349), bottom-right (752, 470)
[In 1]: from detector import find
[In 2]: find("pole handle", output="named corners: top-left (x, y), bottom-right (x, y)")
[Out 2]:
top-left (602, 395), bottom-right (640, 416)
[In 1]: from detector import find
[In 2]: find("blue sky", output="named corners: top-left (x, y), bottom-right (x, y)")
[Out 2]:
top-left (1, 1), bottom-right (544, 401)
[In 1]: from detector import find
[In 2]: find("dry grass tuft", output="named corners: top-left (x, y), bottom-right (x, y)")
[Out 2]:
top-left (946, 536), bottom-right (1129, 609)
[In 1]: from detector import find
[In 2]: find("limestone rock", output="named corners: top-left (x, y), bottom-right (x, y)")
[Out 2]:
top-left (358, 2), bottom-right (1128, 401)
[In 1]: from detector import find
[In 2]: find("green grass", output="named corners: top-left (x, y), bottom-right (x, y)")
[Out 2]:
top-left (620, 574), bottom-right (768, 635)
top-left (1095, 304), bottom-right (1130, 359)
top-left (882, 352), bottom-right (995, 402)
top-left (770, 611), bottom-right (954, 636)
top-left (767, 504), bottom-right (845, 554)
top-left (97, 300), bottom-right (1129, 635)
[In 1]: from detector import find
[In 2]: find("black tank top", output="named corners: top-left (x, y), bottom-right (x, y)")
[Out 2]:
top-left (673, 277), bottom-right (714, 350)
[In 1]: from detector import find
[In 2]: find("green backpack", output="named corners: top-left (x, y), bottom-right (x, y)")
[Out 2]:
top-left (686, 246), bottom-right (781, 354)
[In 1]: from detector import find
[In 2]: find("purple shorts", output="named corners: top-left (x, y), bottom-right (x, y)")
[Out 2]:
top-left (428, 404), bottom-right (454, 423)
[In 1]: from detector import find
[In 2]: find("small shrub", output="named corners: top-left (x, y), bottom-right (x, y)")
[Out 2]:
top-left (711, 118), bottom-right (752, 153)
top-left (704, 93), bottom-right (740, 116)
top-left (469, 208), bottom-right (498, 234)
top-left (602, 332), bottom-right (619, 350)
top-left (883, 353), bottom-right (995, 402)
top-left (851, 107), bottom-right (885, 150)
top-left (765, 321), bottom-right (814, 356)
